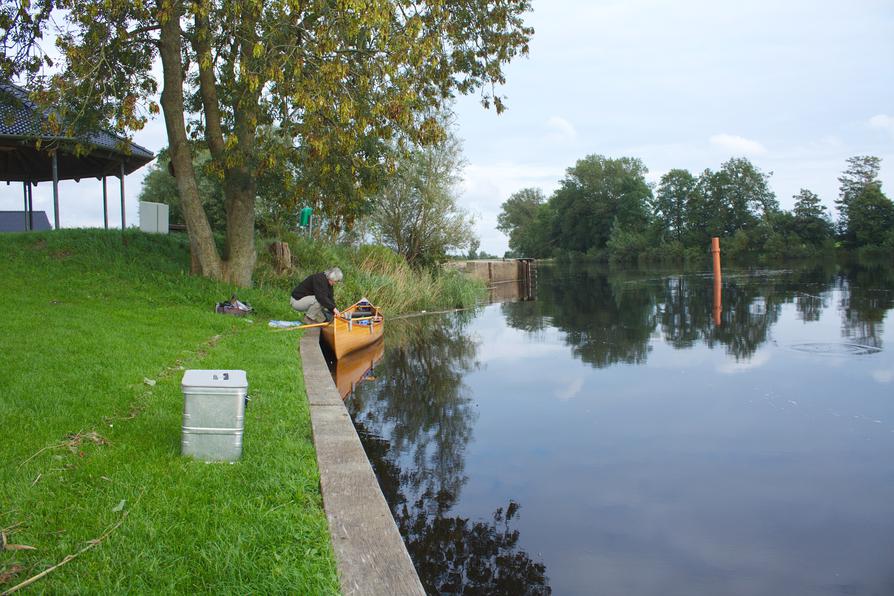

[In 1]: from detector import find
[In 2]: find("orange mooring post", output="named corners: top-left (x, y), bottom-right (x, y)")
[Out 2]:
top-left (711, 237), bottom-right (722, 326)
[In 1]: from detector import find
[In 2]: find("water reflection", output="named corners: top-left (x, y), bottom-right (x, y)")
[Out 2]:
top-left (330, 338), bottom-right (384, 400)
top-left (345, 314), bottom-right (551, 594)
top-left (501, 259), bottom-right (894, 367)
top-left (488, 279), bottom-right (536, 304)
top-left (345, 258), bottom-right (894, 595)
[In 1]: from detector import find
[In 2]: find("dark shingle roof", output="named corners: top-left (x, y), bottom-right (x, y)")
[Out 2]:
top-left (0, 80), bottom-right (154, 181)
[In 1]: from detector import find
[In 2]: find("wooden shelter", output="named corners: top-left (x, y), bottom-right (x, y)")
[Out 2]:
top-left (0, 81), bottom-right (154, 230)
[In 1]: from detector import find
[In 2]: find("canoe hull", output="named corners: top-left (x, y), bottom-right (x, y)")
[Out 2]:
top-left (321, 299), bottom-right (384, 359)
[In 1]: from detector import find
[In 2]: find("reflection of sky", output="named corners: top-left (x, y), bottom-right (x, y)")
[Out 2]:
top-left (359, 271), bottom-right (894, 595)
top-left (474, 308), bottom-right (567, 365)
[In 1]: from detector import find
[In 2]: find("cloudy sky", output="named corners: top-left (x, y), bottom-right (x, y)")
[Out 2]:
top-left (455, 0), bottom-right (894, 254)
top-left (3, 0), bottom-right (892, 255)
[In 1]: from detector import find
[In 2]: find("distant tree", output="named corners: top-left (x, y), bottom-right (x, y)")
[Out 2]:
top-left (848, 185), bottom-right (894, 247)
top-left (497, 187), bottom-right (546, 253)
top-left (551, 155), bottom-right (651, 254)
top-left (837, 156), bottom-right (883, 241)
top-left (682, 168), bottom-right (724, 246)
top-left (467, 239), bottom-right (480, 260)
top-left (714, 157), bottom-right (779, 232)
top-left (497, 188), bottom-right (549, 257)
top-left (369, 130), bottom-right (475, 268)
top-left (684, 159), bottom-right (776, 248)
top-left (791, 189), bottom-right (833, 246)
top-left (653, 169), bottom-right (696, 243)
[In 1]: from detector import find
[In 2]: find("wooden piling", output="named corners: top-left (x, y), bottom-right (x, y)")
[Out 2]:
top-left (711, 237), bottom-right (721, 326)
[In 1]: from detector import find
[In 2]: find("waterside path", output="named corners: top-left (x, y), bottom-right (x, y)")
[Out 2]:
top-left (299, 328), bottom-right (424, 595)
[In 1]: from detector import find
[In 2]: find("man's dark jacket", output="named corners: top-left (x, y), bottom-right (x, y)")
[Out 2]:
top-left (291, 272), bottom-right (336, 311)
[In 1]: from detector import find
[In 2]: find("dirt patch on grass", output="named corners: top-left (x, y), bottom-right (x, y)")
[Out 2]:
top-left (18, 431), bottom-right (110, 469)
top-left (64, 431), bottom-right (110, 451)
top-left (0, 564), bottom-right (24, 585)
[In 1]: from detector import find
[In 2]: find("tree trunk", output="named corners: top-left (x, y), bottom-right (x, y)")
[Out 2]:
top-left (222, 168), bottom-right (257, 286)
top-left (269, 241), bottom-right (292, 275)
top-left (158, 4), bottom-right (223, 280)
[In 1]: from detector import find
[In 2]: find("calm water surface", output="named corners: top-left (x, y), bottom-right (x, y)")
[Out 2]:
top-left (343, 261), bottom-right (894, 595)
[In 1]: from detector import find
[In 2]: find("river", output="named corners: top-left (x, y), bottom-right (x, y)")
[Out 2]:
top-left (340, 259), bottom-right (894, 595)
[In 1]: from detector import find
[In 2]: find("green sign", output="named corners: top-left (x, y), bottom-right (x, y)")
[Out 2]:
top-left (299, 206), bottom-right (312, 227)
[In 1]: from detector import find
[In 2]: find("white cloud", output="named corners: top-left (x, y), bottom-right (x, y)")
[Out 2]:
top-left (545, 116), bottom-right (577, 142)
top-left (554, 377), bottom-right (584, 401)
top-left (869, 114), bottom-right (894, 136)
top-left (709, 134), bottom-right (768, 156)
top-left (717, 350), bottom-right (770, 374)
top-left (872, 369), bottom-right (893, 384)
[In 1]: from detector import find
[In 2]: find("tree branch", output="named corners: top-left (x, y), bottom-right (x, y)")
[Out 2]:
top-left (192, 4), bottom-right (226, 162)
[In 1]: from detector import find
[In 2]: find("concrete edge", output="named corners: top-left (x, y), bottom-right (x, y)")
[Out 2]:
top-left (300, 328), bottom-right (425, 596)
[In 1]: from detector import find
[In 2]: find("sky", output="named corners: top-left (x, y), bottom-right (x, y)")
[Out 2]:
top-left (2, 0), bottom-right (892, 256)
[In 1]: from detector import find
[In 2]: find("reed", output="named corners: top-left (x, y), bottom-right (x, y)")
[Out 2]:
top-left (255, 233), bottom-right (486, 315)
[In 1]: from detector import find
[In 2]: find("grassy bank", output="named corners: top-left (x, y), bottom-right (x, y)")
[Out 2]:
top-left (0, 229), bottom-right (483, 593)
top-left (255, 232), bottom-right (486, 315)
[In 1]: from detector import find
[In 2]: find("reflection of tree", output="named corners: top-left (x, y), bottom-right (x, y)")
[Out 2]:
top-left (508, 260), bottom-right (892, 366)
top-left (839, 258), bottom-right (894, 349)
top-left (505, 261), bottom-right (655, 367)
top-left (346, 314), bottom-right (551, 594)
top-left (399, 497), bottom-right (549, 595)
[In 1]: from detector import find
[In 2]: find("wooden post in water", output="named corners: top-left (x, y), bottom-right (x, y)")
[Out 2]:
top-left (711, 237), bottom-right (722, 326)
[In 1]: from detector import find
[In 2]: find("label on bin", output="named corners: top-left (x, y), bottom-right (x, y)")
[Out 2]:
top-left (182, 369), bottom-right (248, 390)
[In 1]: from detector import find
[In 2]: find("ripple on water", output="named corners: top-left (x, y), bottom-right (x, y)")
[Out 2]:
top-left (789, 342), bottom-right (882, 356)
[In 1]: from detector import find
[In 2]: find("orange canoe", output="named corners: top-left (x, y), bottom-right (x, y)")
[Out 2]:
top-left (321, 298), bottom-right (384, 359)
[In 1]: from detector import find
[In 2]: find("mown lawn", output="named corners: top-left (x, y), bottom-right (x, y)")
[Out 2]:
top-left (0, 230), bottom-right (339, 594)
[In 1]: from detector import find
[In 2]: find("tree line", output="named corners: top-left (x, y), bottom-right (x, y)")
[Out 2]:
top-left (498, 155), bottom-right (893, 261)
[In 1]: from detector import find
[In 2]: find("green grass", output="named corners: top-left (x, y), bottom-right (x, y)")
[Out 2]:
top-left (0, 230), bottom-right (339, 593)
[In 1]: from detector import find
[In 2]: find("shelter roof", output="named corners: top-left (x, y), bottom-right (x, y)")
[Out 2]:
top-left (0, 81), bottom-right (154, 182)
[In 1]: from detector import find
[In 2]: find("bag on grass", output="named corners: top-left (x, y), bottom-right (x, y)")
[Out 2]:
top-left (215, 294), bottom-right (253, 316)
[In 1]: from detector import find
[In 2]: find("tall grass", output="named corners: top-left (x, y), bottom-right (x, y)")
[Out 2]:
top-left (254, 233), bottom-right (486, 315)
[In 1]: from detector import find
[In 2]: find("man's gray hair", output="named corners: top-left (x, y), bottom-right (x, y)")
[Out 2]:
top-left (325, 267), bottom-right (343, 283)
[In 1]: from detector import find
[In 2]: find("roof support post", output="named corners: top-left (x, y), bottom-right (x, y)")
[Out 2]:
top-left (119, 162), bottom-right (126, 229)
top-left (27, 181), bottom-right (33, 230)
top-left (52, 151), bottom-right (60, 229)
top-left (22, 181), bottom-right (29, 231)
top-left (102, 176), bottom-right (109, 229)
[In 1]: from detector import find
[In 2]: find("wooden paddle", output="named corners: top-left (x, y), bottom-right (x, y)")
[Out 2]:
top-left (273, 321), bottom-right (331, 332)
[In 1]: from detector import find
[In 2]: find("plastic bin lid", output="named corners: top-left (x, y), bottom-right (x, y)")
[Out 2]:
top-left (181, 370), bottom-right (248, 389)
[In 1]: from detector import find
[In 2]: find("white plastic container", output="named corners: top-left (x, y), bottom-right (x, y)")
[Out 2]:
top-left (181, 370), bottom-right (247, 462)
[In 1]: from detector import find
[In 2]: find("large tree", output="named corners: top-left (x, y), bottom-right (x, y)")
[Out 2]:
top-left (848, 184), bottom-right (894, 247)
top-left (653, 168), bottom-right (695, 243)
top-left (683, 158), bottom-right (777, 246)
top-left (496, 187), bottom-right (545, 256)
top-left (791, 188), bottom-right (833, 246)
top-left (836, 156), bottom-right (883, 242)
top-left (550, 155), bottom-right (652, 254)
top-left (7, 0), bottom-right (533, 285)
